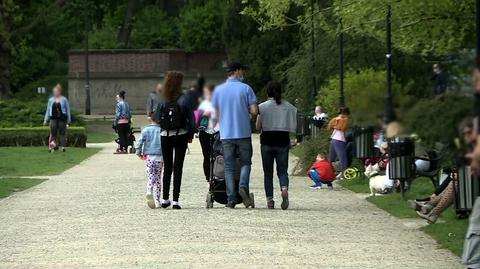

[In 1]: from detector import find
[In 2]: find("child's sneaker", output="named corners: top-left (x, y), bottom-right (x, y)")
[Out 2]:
top-left (309, 183), bottom-right (322, 189)
top-left (146, 193), bottom-right (155, 209)
top-left (336, 172), bottom-right (345, 180)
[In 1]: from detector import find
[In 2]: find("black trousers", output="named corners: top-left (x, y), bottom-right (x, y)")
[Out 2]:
top-left (117, 123), bottom-right (130, 151)
top-left (161, 134), bottom-right (189, 202)
top-left (199, 131), bottom-right (213, 181)
top-left (49, 119), bottom-right (67, 147)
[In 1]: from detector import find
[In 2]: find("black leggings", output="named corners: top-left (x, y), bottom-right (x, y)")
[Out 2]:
top-left (49, 119), bottom-right (67, 147)
top-left (199, 131), bottom-right (213, 181)
top-left (117, 123), bottom-right (130, 151)
top-left (161, 134), bottom-right (189, 202)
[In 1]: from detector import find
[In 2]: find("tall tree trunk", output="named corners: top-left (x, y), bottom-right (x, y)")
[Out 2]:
top-left (0, 43), bottom-right (11, 98)
top-left (117, 0), bottom-right (139, 48)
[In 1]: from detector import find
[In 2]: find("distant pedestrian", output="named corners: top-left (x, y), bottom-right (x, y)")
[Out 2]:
top-left (154, 71), bottom-right (195, 210)
top-left (114, 90), bottom-right (132, 154)
top-left (431, 63), bottom-right (448, 95)
top-left (212, 62), bottom-right (258, 209)
top-left (43, 84), bottom-right (71, 152)
top-left (146, 83), bottom-right (161, 116)
top-left (136, 112), bottom-right (163, 209)
top-left (198, 84), bottom-right (218, 181)
top-left (256, 80), bottom-right (297, 210)
top-left (327, 107), bottom-right (350, 179)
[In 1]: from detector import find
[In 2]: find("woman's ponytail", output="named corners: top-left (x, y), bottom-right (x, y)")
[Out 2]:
top-left (266, 80), bottom-right (282, 105)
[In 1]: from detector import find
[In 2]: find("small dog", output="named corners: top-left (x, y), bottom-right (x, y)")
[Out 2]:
top-left (369, 175), bottom-right (388, 197)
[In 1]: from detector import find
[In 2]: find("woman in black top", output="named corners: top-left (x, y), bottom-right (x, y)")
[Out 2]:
top-left (154, 71), bottom-right (194, 209)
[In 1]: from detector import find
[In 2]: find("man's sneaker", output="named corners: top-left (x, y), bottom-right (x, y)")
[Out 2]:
top-left (161, 200), bottom-right (171, 208)
top-left (172, 201), bottom-right (182, 210)
top-left (146, 193), bottom-right (155, 209)
top-left (281, 188), bottom-right (289, 210)
top-left (226, 201), bottom-right (236, 209)
top-left (239, 187), bottom-right (252, 208)
top-left (416, 211), bottom-right (438, 224)
top-left (267, 199), bottom-right (275, 209)
top-left (309, 183), bottom-right (322, 189)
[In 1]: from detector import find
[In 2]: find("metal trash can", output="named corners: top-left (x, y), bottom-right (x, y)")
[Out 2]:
top-left (353, 127), bottom-right (374, 159)
top-left (388, 138), bottom-right (415, 180)
top-left (455, 165), bottom-right (480, 217)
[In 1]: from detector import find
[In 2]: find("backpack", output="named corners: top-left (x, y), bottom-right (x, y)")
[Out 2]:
top-left (158, 98), bottom-right (183, 131)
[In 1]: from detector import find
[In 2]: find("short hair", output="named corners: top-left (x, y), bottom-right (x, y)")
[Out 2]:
top-left (119, 90), bottom-right (126, 99)
top-left (149, 110), bottom-right (156, 121)
top-left (317, 152), bottom-right (327, 159)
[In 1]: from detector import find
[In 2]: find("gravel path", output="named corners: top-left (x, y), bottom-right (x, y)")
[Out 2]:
top-left (0, 136), bottom-right (461, 269)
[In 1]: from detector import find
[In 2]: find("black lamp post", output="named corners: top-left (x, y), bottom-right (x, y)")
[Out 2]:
top-left (310, 0), bottom-right (318, 109)
top-left (339, 18), bottom-right (345, 107)
top-left (84, 6), bottom-right (91, 115)
top-left (477, 0), bottom-right (480, 58)
top-left (384, 4), bottom-right (396, 124)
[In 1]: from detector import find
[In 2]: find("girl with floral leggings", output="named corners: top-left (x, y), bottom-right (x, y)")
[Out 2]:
top-left (136, 114), bottom-right (163, 209)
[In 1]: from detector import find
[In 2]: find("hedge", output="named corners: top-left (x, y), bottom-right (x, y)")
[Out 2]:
top-left (0, 127), bottom-right (87, 147)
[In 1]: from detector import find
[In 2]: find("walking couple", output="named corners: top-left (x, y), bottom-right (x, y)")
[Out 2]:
top-left (212, 62), bottom-right (297, 209)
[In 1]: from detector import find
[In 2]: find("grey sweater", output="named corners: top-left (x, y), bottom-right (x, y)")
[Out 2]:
top-left (258, 99), bottom-right (297, 133)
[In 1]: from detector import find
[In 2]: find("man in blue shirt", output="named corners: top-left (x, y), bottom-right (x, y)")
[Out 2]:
top-left (212, 62), bottom-right (258, 208)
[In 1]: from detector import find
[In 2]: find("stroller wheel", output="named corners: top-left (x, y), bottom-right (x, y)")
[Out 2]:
top-left (206, 193), bottom-right (213, 209)
top-left (249, 193), bottom-right (255, 208)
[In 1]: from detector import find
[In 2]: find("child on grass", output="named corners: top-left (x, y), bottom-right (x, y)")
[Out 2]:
top-left (136, 112), bottom-right (163, 209)
top-left (308, 153), bottom-right (336, 189)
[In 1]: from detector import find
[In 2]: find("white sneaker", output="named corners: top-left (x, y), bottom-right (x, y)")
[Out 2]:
top-left (146, 193), bottom-right (155, 209)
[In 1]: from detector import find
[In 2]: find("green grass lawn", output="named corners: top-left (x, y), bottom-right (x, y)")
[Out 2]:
top-left (85, 120), bottom-right (116, 143)
top-left (0, 178), bottom-right (47, 198)
top-left (0, 147), bottom-right (100, 176)
top-left (338, 176), bottom-right (468, 256)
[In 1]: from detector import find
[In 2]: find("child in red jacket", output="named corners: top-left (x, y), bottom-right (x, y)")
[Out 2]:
top-left (308, 153), bottom-right (336, 189)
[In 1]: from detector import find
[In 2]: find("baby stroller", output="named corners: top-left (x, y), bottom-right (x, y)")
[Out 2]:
top-left (205, 132), bottom-right (255, 208)
top-left (112, 124), bottom-right (137, 154)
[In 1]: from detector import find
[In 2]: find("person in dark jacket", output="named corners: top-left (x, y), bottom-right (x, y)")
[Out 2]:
top-left (146, 83), bottom-right (162, 116)
top-left (431, 63), bottom-right (448, 95)
top-left (154, 71), bottom-right (194, 210)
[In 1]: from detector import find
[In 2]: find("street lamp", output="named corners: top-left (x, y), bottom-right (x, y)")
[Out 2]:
top-left (310, 0), bottom-right (318, 110)
top-left (84, 5), bottom-right (91, 116)
top-left (339, 18), bottom-right (345, 107)
top-left (384, 4), bottom-right (396, 124)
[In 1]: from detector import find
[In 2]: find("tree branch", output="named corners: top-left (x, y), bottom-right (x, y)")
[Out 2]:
top-left (11, 0), bottom-right (66, 38)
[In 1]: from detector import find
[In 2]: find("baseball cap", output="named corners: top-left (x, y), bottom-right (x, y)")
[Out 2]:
top-left (226, 62), bottom-right (248, 72)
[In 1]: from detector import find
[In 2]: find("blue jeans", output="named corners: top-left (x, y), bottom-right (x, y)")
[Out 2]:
top-left (222, 138), bottom-right (253, 203)
top-left (261, 144), bottom-right (289, 199)
top-left (329, 139), bottom-right (348, 172)
top-left (309, 170), bottom-right (333, 187)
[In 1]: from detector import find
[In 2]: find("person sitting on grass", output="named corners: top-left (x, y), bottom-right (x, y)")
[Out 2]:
top-left (136, 112), bottom-right (163, 209)
top-left (308, 153), bottom-right (336, 189)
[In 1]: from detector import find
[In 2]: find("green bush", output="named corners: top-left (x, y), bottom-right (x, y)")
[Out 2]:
top-left (402, 95), bottom-right (473, 161)
top-left (0, 127), bottom-right (87, 147)
top-left (14, 75), bottom-right (68, 101)
top-left (293, 129), bottom-right (331, 175)
top-left (316, 69), bottom-right (413, 125)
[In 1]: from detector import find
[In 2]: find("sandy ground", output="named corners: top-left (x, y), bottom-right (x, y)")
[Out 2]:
top-left (0, 135), bottom-right (462, 269)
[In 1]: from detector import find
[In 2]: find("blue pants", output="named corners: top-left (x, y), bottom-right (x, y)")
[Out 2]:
top-left (261, 144), bottom-right (290, 199)
top-left (329, 139), bottom-right (348, 172)
top-left (222, 138), bottom-right (253, 203)
top-left (309, 170), bottom-right (333, 187)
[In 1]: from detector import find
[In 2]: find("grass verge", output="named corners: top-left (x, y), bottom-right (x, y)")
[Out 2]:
top-left (86, 120), bottom-right (116, 143)
top-left (0, 147), bottom-right (100, 176)
top-left (0, 178), bottom-right (47, 198)
top-left (338, 176), bottom-right (468, 257)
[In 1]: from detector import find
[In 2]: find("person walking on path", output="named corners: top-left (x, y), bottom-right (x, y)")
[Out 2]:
top-left (154, 71), bottom-right (194, 210)
top-left (43, 84), bottom-right (71, 152)
top-left (256, 81), bottom-right (297, 210)
top-left (198, 84), bottom-right (218, 181)
top-left (212, 62), bottom-right (258, 209)
top-left (146, 83), bottom-right (162, 116)
top-left (327, 107), bottom-right (350, 179)
top-left (114, 90), bottom-right (132, 154)
top-left (136, 112), bottom-right (163, 209)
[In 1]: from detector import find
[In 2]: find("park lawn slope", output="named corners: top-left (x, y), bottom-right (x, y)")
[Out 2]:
top-left (0, 147), bottom-right (100, 177)
top-left (338, 177), bottom-right (468, 257)
top-left (0, 178), bottom-right (47, 198)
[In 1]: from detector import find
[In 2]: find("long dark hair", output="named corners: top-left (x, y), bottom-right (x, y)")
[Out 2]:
top-left (266, 80), bottom-right (282, 105)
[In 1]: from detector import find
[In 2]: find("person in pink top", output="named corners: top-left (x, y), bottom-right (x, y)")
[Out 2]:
top-left (327, 107), bottom-right (350, 179)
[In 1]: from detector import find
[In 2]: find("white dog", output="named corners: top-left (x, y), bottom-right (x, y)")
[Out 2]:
top-left (369, 175), bottom-right (388, 197)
